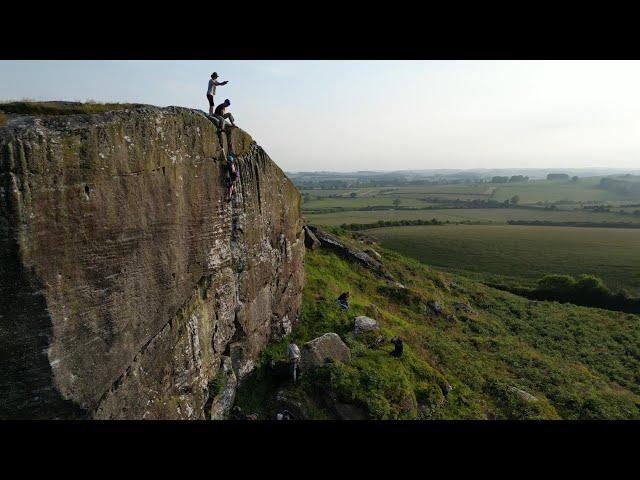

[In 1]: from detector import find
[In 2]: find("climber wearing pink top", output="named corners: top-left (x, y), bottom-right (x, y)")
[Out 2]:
top-left (226, 154), bottom-right (238, 203)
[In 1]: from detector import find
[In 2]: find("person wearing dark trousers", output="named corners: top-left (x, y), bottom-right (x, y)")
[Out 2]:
top-left (207, 72), bottom-right (229, 116)
top-left (212, 98), bottom-right (238, 202)
top-left (214, 99), bottom-right (236, 130)
top-left (337, 291), bottom-right (350, 310)
top-left (390, 336), bottom-right (404, 357)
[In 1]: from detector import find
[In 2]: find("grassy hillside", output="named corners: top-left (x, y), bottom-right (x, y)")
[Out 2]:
top-left (367, 224), bottom-right (640, 295)
top-left (234, 232), bottom-right (640, 420)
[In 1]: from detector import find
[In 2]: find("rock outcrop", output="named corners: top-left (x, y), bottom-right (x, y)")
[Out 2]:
top-left (507, 386), bottom-right (538, 403)
top-left (354, 316), bottom-right (379, 335)
top-left (300, 333), bottom-right (351, 373)
top-left (303, 225), bottom-right (320, 250)
top-left (0, 105), bottom-right (304, 419)
top-left (306, 225), bottom-right (398, 284)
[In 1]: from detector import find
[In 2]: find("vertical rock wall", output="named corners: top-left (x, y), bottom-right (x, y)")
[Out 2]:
top-left (0, 106), bottom-right (305, 419)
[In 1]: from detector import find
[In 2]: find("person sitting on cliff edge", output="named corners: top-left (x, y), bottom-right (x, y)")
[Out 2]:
top-left (214, 99), bottom-right (237, 132)
top-left (207, 72), bottom-right (229, 116)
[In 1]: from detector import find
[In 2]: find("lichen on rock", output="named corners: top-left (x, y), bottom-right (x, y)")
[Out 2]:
top-left (0, 105), bottom-right (305, 419)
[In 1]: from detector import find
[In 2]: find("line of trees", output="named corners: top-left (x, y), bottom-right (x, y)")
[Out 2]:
top-left (547, 173), bottom-right (570, 181)
top-left (340, 218), bottom-right (445, 231)
top-left (599, 177), bottom-right (640, 194)
top-left (489, 274), bottom-right (640, 314)
top-left (491, 175), bottom-right (530, 184)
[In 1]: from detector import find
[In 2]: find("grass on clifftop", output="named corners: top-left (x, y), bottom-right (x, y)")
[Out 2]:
top-left (0, 101), bottom-right (148, 116)
top-left (234, 230), bottom-right (640, 420)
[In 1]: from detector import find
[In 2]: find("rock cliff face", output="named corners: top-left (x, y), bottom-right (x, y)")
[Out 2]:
top-left (0, 106), bottom-right (305, 419)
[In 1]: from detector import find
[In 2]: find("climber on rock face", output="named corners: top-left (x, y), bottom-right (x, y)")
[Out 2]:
top-left (207, 72), bottom-right (229, 116)
top-left (213, 99), bottom-right (237, 203)
top-left (214, 99), bottom-right (236, 131)
top-left (226, 153), bottom-right (238, 202)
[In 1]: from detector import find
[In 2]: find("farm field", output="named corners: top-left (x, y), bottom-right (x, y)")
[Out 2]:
top-left (373, 185), bottom-right (493, 198)
top-left (301, 188), bottom-right (380, 198)
top-left (489, 179), bottom-right (631, 204)
top-left (302, 184), bottom-right (492, 198)
top-left (305, 207), bottom-right (640, 226)
top-left (300, 178), bottom-right (640, 213)
top-left (366, 224), bottom-right (640, 295)
top-left (303, 196), bottom-right (429, 210)
top-left (302, 189), bottom-right (489, 208)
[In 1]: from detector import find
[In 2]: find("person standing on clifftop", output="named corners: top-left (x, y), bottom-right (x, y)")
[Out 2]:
top-left (207, 72), bottom-right (229, 116)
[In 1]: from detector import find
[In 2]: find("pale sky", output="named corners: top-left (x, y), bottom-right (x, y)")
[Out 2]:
top-left (1, 60), bottom-right (639, 172)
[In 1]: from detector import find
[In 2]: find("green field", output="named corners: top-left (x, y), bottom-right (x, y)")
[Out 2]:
top-left (302, 184), bottom-right (492, 198)
top-left (301, 175), bottom-right (640, 298)
top-left (373, 184), bottom-right (492, 200)
top-left (303, 196), bottom-right (429, 210)
top-left (301, 177), bottom-right (640, 209)
top-left (489, 178), bottom-right (630, 203)
top-left (302, 187), bottom-right (489, 209)
top-left (305, 207), bottom-right (640, 226)
top-left (301, 178), bottom-right (640, 213)
top-left (366, 224), bottom-right (640, 295)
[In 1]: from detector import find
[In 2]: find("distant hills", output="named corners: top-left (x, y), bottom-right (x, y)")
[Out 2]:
top-left (288, 168), bottom-right (640, 180)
